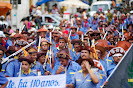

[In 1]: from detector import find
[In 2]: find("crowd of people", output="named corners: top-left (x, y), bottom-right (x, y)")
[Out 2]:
top-left (0, 3), bottom-right (133, 88)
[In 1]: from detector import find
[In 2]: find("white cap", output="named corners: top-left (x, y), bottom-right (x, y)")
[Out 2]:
top-left (48, 25), bottom-right (53, 29)
top-left (28, 27), bottom-right (36, 33)
top-left (130, 10), bottom-right (133, 14)
top-left (0, 15), bottom-right (5, 19)
top-left (0, 31), bottom-right (6, 37)
top-left (77, 17), bottom-right (81, 20)
top-left (55, 27), bottom-right (61, 31)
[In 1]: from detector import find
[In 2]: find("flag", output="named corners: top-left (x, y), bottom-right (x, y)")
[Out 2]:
top-left (104, 44), bottom-right (133, 88)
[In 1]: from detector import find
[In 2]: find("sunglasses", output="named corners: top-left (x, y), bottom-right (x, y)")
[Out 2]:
top-left (57, 53), bottom-right (69, 59)
top-left (41, 43), bottom-right (48, 46)
top-left (90, 34), bottom-right (99, 36)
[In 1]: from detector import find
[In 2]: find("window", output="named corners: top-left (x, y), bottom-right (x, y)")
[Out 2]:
top-left (45, 17), bottom-right (53, 23)
top-left (91, 4), bottom-right (109, 11)
top-left (111, 4), bottom-right (113, 9)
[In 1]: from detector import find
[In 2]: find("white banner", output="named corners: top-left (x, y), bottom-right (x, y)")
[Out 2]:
top-left (6, 74), bottom-right (66, 88)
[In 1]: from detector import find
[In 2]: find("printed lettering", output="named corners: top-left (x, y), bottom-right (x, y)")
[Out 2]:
top-left (33, 79), bottom-right (40, 87)
top-left (18, 79), bottom-right (27, 88)
top-left (6, 80), bottom-right (15, 88)
top-left (41, 81), bottom-right (45, 87)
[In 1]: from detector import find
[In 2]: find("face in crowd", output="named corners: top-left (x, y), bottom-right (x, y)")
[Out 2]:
top-left (22, 61), bottom-right (31, 72)
top-left (38, 55), bottom-right (46, 65)
top-left (113, 53), bottom-right (123, 65)
top-left (81, 50), bottom-right (90, 59)
top-left (41, 42), bottom-right (49, 51)
top-left (96, 49), bottom-right (101, 58)
top-left (30, 53), bottom-right (37, 61)
top-left (0, 50), bottom-right (4, 59)
top-left (39, 32), bottom-right (46, 38)
top-left (73, 43), bottom-right (80, 51)
top-left (59, 58), bottom-right (69, 67)
top-left (71, 29), bottom-right (76, 34)
top-left (58, 39), bottom-right (66, 49)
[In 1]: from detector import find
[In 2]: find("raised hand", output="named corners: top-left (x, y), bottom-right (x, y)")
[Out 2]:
top-left (83, 60), bottom-right (91, 70)
top-left (56, 65), bottom-right (65, 74)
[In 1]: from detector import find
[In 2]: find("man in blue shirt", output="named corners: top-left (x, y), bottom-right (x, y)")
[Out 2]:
top-left (107, 47), bottom-right (125, 76)
top-left (52, 48), bottom-right (81, 84)
top-left (28, 47), bottom-right (44, 75)
top-left (0, 72), bottom-right (8, 88)
top-left (37, 28), bottom-right (48, 38)
top-left (71, 39), bottom-right (82, 61)
top-left (76, 23), bottom-right (84, 34)
top-left (54, 36), bottom-right (74, 65)
top-left (4, 59), bottom-right (20, 77)
top-left (70, 26), bottom-right (79, 41)
top-left (66, 58), bottom-right (99, 88)
top-left (0, 45), bottom-right (7, 73)
top-left (0, 31), bottom-right (9, 49)
top-left (0, 60), bottom-right (8, 87)
top-left (17, 56), bottom-right (37, 77)
top-left (125, 13), bottom-right (132, 25)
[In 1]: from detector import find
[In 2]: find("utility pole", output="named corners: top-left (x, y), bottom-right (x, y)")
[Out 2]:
top-left (10, 0), bottom-right (29, 32)
top-left (11, 0), bottom-right (18, 31)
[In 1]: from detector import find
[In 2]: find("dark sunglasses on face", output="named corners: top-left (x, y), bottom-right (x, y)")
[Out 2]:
top-left (57, 53), bottom-right (68, 59)
top-left (90, 34), bottom-right (99, 36)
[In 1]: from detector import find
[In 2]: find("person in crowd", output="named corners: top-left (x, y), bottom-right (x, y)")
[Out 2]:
top-left (18, 55), bottom-right (37, 77)
top-left (0, 45), bottom-right (7, 73)
top-left (40, 38), bottom-right (56, 68)
top-left (54, 36), bottom-right (74, 65)
top-left (52, 48), bottom-right (81, 84)
top-left (82, 17), bottom-right (90, 33)
top-left (23, 17), bottom-right (31, 32)
top-left (4, 38), bottom-right (28, 77)
top-left (36, 6), bottom-right (42, 16)
top-left (43, 7), bottom-right (48, 14)
top-left (37, 28), bottom-right (48, 39)
top-left (37, 51), bottom-right (52, 75)
top-left (51, 4), bottom-right (59, 14)
top-left (0, 4), bottom-right (133, 87)
top-left (107, 41), bottom-right (131, 76)
top-left (51, 30), bottom-right (61, 47)
top-left (66, 59), bottom-right (99, 88)
top-left (71, 39), bottom-right (82, 61)
top-left (0, 31), bottom-right (9, 49)
top-left (28, 47), bottom-right (44, 75)
top-left (106, 9), bottom-right (113, 24)
top-left (111, 14), bottom-right (118, 24)
top-left (70, 26), bottom-right (79, 40)
top-left (0, 71), bottom-right (8, 88)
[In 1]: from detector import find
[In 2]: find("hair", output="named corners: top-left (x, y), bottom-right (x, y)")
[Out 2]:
top-left (19, 56), bottom-right (33, 65)
top-left (8, 26), bottom-right (11, 29)
top-left (58, 48), bottom-right (70, 59)
top-left (22, 59), bottom-right (32, 65)
top-left (37, 52), bottom-right (46, 60)
top-left (16, 29), bottom-right (19, 31)
top-left (79, 59), bottom-right (94, 66)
